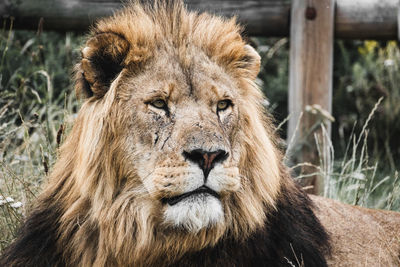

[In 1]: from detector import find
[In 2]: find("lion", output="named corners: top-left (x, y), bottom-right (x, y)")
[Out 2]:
top-left (1, 1), bottom-right (399, 266)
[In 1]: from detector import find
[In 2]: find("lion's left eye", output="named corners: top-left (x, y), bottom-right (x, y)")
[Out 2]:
top-left (151, 99), bottom-right (168, 109)
top-left (217, 100), bottom-right (232, 112)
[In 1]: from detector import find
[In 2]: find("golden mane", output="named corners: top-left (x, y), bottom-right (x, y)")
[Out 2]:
top-left (1, 2), bottom-right (336, 266)
top-left (49, 2), bottom-right (284, 265)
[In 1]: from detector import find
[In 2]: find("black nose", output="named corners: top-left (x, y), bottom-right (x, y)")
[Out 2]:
top-left (183, 149), bottom-right (229, 182)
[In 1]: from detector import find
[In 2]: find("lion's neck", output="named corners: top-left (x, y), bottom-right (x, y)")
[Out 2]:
top-left (167, 182), bottom-right (331, 267)
top-left (0, 173), bottom-right (330, 267)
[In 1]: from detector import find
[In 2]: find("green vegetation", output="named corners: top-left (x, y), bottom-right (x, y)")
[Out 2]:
top-left (334, 40), bottom-right (400, 169)
top-left (0, 27), bottom-right (81, 249)
top-left (0, 26), bottom-right (399, 250)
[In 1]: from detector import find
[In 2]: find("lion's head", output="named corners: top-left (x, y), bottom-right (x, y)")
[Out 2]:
top-left (39, 1), bottom-right (284, 265)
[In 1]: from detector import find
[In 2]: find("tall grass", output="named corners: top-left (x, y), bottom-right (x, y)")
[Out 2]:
top-left (313, 99), bottom-right (399, 210)
top-left (0, 25), bottom-right (80, 249)
top-left (334, 40), bottom-right (400, 171)
top-left (284, 99), bottom-right (400, 211)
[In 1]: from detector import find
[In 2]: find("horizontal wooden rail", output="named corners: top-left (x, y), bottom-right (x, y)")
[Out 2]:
top-left (0, 0), bottom-right (291, 36)
top-left (336, 0), bottom-right (398, 39)
top-left (0, 0), bottom-right (399, 39)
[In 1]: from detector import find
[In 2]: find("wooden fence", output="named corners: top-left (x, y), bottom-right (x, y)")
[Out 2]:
top-left (1, 0), bottom-right (399, 194)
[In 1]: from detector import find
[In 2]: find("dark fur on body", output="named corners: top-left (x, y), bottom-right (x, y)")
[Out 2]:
top-left (0, 200), bottom-right (65, 267)
top-left (1, 181), bottom-right (330, 266)
top-left (169, 182), bottom-right (330, 267)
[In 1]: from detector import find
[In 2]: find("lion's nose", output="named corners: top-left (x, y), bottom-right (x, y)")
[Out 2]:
top-left (183, 149), bottom-right (229, 182)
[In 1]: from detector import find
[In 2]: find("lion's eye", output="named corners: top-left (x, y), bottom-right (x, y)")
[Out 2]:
top-left (151, 99), bottom-right (167, 109)
top-left (217, 100), bottom-right (232, 112)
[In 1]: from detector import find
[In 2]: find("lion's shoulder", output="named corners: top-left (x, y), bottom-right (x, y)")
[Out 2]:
top-left (310, 195), bottom-right (400, 266)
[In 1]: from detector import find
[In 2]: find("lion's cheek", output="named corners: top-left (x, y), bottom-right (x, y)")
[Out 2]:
top-left (207, 166), bottom-right (241, 195)
top-left (219, 109), bottom-right (238, 137)
top-left (141, 166), bottom-right (203, 199)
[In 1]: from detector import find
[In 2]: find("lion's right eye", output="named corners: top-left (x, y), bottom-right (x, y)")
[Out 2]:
top-left (150, 99), bottom-right (168, 110)
top-left (217, 100), bottom-right (232, 112)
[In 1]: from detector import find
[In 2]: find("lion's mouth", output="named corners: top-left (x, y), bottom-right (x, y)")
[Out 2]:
top-left (162, 185), bottom-right (220, 206)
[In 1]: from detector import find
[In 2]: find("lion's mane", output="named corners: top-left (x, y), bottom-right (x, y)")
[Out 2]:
top-left (1, 2), bottom-right (331, 266)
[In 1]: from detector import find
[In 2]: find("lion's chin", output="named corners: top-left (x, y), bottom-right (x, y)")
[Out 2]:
top-left (163, 194), bottom-right (224, 233)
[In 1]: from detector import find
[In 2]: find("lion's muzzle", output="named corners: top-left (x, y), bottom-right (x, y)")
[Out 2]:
top-left (182, 149), bottom-right (229, 182)
top-left (161, 185), bottom-right (220, 206)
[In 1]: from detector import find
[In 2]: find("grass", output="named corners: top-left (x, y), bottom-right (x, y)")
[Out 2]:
top-left (0, 25), bottom-right (80, 249)
top-left (0, 27), bottom-right (399, 251)
top-left (287, 99), bottom-right (400, 211)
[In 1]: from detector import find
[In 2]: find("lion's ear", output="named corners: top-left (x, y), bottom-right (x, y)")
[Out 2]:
top-left (241, 44), bottom-right (261, 80)
top-left (75, 32), bottom-right (130, 98)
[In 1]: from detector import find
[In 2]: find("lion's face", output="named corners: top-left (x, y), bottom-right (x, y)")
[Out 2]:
top-left (67, 3), bottom-right (282, 262)
top-left (115, 47), bottom-right (242, 232)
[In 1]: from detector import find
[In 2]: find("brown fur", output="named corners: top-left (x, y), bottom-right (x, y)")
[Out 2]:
top-left (1, 1), bottom-right (399, 266)
top-left (312, 196), bottom-right (400, 266)
top-left (24, 2), bottom-right (282, 265)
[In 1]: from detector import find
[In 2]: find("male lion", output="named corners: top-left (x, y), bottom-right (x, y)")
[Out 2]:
top-left (1, 1), bottom-right (399, 266)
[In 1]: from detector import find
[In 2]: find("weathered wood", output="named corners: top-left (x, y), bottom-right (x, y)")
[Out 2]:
top-left (288, 0), bottom-right (334, 195)
top-left (1, 0), bottom-right (399, 39)
top-left (335, 0), bottom-right (398, 39)
top-left (398, 0), bottom-right (400, 40)
top-left (0, 0), bottom-right (291, 36)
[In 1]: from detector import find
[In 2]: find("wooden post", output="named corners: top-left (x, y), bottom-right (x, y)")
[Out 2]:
top-left (398, 0), bottom-right (400, 40)
top-left (288, 0), bottom-right (335, 194)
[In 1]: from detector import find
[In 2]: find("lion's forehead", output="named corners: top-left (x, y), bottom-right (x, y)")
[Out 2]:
top-left (122, 48), bottom-right (240, 103)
